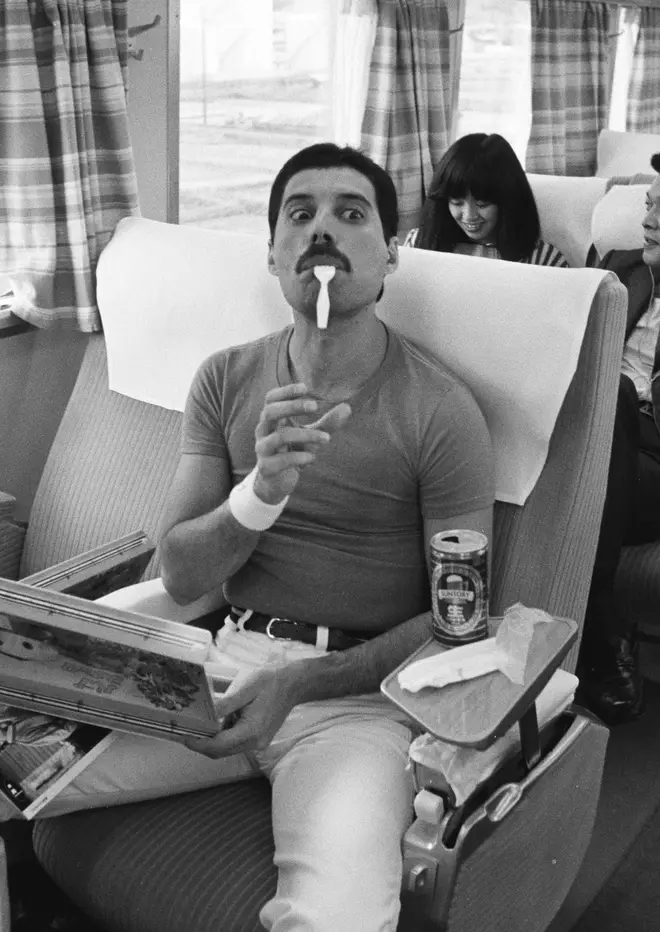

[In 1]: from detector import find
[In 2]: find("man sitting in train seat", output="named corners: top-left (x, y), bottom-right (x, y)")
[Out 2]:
top-left (11, 144), bottom-right (493, 932)
top-left (577, 153), bottom-right (660, 727)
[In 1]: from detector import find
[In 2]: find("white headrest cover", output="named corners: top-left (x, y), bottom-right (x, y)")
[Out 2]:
top-left (527, 173), bottom-right (608, 267)
top-left (591, 184), bottom-right (646, 259)
top-left (98, 217), bottom-right (609, 505)
top-left (597, 129), bottom-right (660, 178)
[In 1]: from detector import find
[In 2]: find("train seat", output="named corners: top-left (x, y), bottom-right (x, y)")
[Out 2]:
top-left (0, 218), bottom-right (628, 931)
top-left (527, 173), bottom-right (608, 267)
top-left (596, 128), bottom-right (660, 178)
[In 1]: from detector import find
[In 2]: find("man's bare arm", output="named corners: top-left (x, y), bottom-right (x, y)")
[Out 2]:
top-left (286, 609), bottom-right (433, 704)
top-left (160, 456), bottom-right (261, 604)
top-left (188, 609), bottom-right (433, 758)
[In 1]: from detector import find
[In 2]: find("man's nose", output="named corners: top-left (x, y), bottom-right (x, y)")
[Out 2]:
top-left (309, 206), bottom-right (337, 243)
top-left (645, 206), bottom-right (659, 229)
top-left (311, 230), bottom-right (334, 243)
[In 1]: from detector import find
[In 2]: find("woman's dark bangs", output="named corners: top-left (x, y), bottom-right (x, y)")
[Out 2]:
top-left (433, 155), bottom-right (500, 204)
top-left (431, 159), bottom-right (470, 200)
top-left (465, 150), bottom-right (502, 203)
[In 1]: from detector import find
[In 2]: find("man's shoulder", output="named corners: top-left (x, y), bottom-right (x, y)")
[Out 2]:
top-left (389, 330), bottom-right (478, 403)
top-left (198, 327), bottom-right (288, 376)
top-left (392, 330), bottom-right (457, 378)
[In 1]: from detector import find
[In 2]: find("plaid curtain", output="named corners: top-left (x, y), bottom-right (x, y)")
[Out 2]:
top-left (627, 7), bottom-right (660, 134)
top-left (526, 0), bottom-right (615, 176)
top-left (0, 0), bottom-right (139, 331)
top-left (360, 0), bottom-right (451, 234)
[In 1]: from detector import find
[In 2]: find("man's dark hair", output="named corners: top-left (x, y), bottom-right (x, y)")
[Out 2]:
top-left (651, 152), bottom-right (660, 174)
top-left (268, 143), bottom-right (398, 242)
top-left (415, 133), bottom-right (540, 262)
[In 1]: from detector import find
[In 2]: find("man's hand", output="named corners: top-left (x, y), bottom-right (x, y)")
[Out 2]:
top-left (185, 664), bottom-right (305, 758)
top-left (253, 383), bottom-right (351, 504)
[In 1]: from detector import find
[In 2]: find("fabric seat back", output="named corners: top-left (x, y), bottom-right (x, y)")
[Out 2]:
top-left (19, 336), bottom-right (182, 579)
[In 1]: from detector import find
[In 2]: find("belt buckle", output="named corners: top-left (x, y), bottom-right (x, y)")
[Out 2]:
top-left (265, 617), bottom-right (291, 641)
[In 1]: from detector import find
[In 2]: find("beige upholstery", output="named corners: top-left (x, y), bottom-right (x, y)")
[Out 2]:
top-left (590, 183), bottom-right (646, 258)
top-left (10, 219), bottom-right (625, 931)
top-left (17, 337), bottom-right (181, 581)
top-left (527, 173), bottom-right (608, 267)
top-left (596, 129), bottom-right (660, 177)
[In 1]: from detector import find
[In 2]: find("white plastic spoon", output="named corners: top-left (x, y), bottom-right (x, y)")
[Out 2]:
top-left (313, 265), bottom-right (336, 329)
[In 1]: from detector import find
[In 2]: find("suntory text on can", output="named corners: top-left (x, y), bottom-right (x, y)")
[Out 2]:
top-left (430, 530), bottom-right (489, 647)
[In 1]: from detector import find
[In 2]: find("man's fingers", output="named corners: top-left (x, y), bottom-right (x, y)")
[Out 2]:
top-left (258, 397), bottom-right (319, 430)
top-left (256, 427), bottom-right (329, 457)
top-left (263, 383), bottom-right (308, 403)
top-left (257, 451), bottom-right (317, 472)
top-left (308, 402), bottom-right (352, 433)
top-left (185, 715), bottom-right (265, 758)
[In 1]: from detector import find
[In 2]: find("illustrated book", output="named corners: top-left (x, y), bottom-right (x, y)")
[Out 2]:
top-left (0, 571), bottom-right (228, 818)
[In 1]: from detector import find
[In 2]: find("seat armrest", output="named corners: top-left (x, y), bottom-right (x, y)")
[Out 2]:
top-left (94, 576), bottom-right (228, 624)
top-left (381, 617), bottom-right (578, 752)
top-left (0, 492), bottom-right (26, 580)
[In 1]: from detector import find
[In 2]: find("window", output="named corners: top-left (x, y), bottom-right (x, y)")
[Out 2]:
top-left (608, 7), bottom-right (640, 131)
top-left (454, 0), bottom-right (532, 164)
top-left (178, 0), bottom-right (332, 234)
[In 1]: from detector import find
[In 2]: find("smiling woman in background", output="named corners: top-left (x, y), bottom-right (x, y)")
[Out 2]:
top-left (405, 133), bottom-right (569, 267)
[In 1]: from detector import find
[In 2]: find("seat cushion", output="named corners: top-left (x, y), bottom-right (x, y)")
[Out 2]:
top-left (32, 780), bottom-right (276, 932)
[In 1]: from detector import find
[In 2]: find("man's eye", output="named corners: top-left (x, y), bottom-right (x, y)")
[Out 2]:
top-left (341, 207), bottom-right (364, 220)
top-left (289, 208), bottom-right (312, 222)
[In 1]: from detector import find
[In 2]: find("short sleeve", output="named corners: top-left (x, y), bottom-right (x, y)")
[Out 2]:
top-left (418, 381), bottom-right (494, 519)
top-left (181, 354), bottom-right (228, 458)
top-left (528, 241), bottom-right (570, 268)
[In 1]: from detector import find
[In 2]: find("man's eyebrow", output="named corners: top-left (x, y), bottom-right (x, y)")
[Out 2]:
top-left (281, 192), bottom-right (375, 210)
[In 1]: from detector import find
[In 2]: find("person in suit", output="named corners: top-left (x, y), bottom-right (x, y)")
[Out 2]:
top-left (404, 133), bottom-right (569, 267)
top-left (577, 153), bottom-right (660, 726)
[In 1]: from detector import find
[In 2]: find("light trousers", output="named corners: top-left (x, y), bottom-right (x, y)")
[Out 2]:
top-left (30, 621), bottom-right (418, 932)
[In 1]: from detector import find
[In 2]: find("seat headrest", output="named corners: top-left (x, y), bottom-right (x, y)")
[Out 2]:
top-left (527, 173), bottom-right (608, 267)
top-left (596, 129), bottom-right (660, 178)
top-left (591, 184), bottom-right (646, 259)
top-left (97, 218), bottom-right (610, 505)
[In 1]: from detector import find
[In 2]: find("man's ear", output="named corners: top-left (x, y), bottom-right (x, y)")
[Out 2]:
top-left (267, 241), bottom-right (278, 277)
top-left (385, 236), bottom-right (399, 276)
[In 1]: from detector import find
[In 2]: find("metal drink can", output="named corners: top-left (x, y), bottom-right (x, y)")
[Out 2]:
top-left (430, 529), bottom-right (489, 647)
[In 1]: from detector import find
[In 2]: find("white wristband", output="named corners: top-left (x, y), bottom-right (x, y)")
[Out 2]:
top-left (228, 467), bottom-right (289, 532)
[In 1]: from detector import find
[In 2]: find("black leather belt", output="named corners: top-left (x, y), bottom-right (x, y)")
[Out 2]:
top-left (229, 607), bottom-right (377, 651)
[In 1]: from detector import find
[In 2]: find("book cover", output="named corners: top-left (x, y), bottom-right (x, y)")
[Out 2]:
top-left (0, 579), bottom-right (223, 745)
top-left (22, 531), bottom-right (156, 601)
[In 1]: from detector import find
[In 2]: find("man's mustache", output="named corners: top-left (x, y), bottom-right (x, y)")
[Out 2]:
top-left (296, 243), bottom-right (351, 273)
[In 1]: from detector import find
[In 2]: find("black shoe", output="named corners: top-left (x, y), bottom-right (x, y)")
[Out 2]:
top-left (577, 635), bottom-right (644, 726)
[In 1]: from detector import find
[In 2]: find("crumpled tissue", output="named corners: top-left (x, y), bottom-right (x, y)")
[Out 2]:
top-left (407, 667), bottom-right (578, 806)
top-left (398, 602), bottom-right (554, 693)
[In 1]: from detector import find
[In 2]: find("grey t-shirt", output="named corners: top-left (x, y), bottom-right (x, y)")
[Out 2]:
top-left (182, 325), bottom-right (493, 630)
